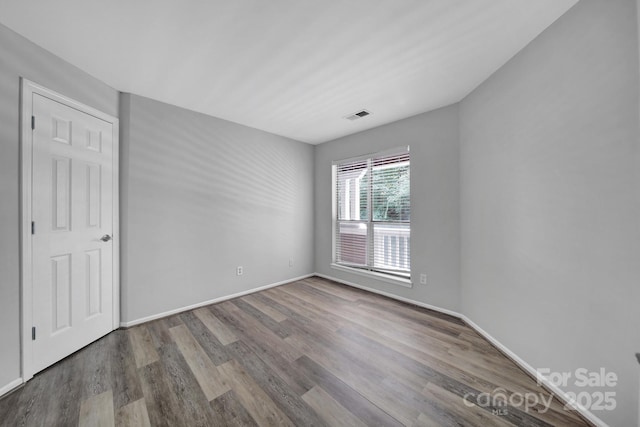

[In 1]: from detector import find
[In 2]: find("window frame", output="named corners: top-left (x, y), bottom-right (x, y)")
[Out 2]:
top-left (331, 146), bottom-right (412, 287)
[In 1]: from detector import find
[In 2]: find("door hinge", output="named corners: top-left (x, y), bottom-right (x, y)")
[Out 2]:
top-left (31, 116), bottom-right (35, 130)
top-left (32, 327), bottom-right (36, 341)
top-left (31, 221), bottom-right (35, 235)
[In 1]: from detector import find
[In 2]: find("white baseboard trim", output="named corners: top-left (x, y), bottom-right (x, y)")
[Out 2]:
top-left (313, 272), bottom-right (463, 318)
top-left (120, 273), bottom-right (314, 328)
top-left (460, 316), bottom-right (608, 427)
top-left (0, 377), bottom-right (23, 398)
top-left (314, 272), bottom-right (606, 427)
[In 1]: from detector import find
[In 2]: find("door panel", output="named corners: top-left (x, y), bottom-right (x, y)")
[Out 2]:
top-left (31, 93), bottom-right (114, 374)
top-left (51, 254), bottom-right (72, 332)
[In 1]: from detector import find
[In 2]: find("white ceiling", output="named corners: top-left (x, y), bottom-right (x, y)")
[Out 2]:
top-left (0, 0), bottom-right (578, 144)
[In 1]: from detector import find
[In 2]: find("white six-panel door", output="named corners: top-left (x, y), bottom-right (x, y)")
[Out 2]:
top-left (23, 84), bottom-right (118, 376)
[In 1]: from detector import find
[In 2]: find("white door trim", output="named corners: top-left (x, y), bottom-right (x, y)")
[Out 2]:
top-left (20, 79), bottom-right (120, 381)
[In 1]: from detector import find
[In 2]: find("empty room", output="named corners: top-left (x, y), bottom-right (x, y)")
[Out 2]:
top-left (0, 0), bottom-right (638, 426)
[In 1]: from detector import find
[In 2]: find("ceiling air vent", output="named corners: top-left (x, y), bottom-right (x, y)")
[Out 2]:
top-left (345, 110), bottom-right (372, 121)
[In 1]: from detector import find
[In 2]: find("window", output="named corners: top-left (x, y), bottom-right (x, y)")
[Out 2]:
top-left (332, 147), bottom-right (410, 282)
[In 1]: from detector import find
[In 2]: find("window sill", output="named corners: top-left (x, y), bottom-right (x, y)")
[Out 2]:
top-left (330, 263), bottom-right (413, 288)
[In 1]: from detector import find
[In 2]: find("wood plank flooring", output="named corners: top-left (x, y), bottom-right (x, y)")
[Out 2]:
top-left (0, 277), bottom-right (592, 426)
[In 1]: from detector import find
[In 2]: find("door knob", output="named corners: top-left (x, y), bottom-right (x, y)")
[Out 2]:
top-left (100, 234), bottom-right (112, 242)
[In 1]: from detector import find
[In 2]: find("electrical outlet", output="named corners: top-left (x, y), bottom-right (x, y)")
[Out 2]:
top-left (236, 266), bottom-right (243, 276)
top-left (420, 273), bottom-right (427, 285)
top-left (289, 258), bottom-right (294, 267)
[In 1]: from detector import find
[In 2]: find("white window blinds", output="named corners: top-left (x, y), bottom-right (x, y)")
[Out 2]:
top-left (334, 148), bottom-right (410, 278)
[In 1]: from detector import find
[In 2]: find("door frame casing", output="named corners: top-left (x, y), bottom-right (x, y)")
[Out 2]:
top-left (20, 79), bottom-right (120, 381)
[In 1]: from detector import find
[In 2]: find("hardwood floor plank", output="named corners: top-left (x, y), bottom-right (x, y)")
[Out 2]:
top-left (3, 277), bottom-right (592, 427)
top-left (537, 402), bottom-right (592, 427)
top-left (300, 277), bottom-right (361, 302)
top-left (137, 362), bottom-right (183, 427)
top-left (336, 318), bottom-right (508, 396)
top-left (211, 303), bottom-right (312, 396)
top-left (416, 371), bottom-right (553, 427)
top-left (179, 310), bottom-right (231, 366)
top-left (157, 341), bottom-right (220, 426)
top-left (301, 279), bottom-right (465, 338)
top-left (336, 325), bottom-right (470, 392)
top-left (312, 279), bottom-right (464, 327)
top-left (210, 301), bottom-right (301, 363)
top-left (278, 284), bottom-right (456, 354)
top-left (109, 330), bottom-right (144, 410)
top-left (218, 359), bottom-right (296, 427)
top-left (413, 411), bottom-right (446, 427)
top-left (265, 287), bottom-right (343, 333)
top-left (242, 293), bottom-right (289, 322)
top-left (279, 298), bottom-right (432, 395)
top-left (285, 281), bottom-right (352, 308)
top-left (286, 307), bottom-right (429, 394)
top-left (226, 336), bottom-right (314, 396)
top-left (294, 355), bottom-right (403, 427)
top-left (128, 326), bottom-right (160, 369)
top-left (78, 390), bottom-right (115, 427)
top-left (232, 298), bottom-right (292, 339)
top-left (333, 311), bottom-right (571, 415)
top-left (445, 342), bottom-right (548, 393)
top-left (115, 398), bottom-right (151, 427)
top-left (367, 375), bottom-right (425, 425)
top-left (8, 362), bottom-right (68, 427)
top-left (81, 337), bottom-right (113, 400)
top-left (420, 382), bottom-right (514, 427)
top-left (302, 386), bottom-right (367, 427)
top-left (284, 328), bottom-right (387, 390)
top-left (252, 291), bottom-right (318, 330)
top-left (168, 324), bottom-right (230, 401)
top-left (41, 353), bottom-right (84, 426)
top-left (285, 297), bottom-right (504, 402)
top-left (305, 278), bottom-right (467, 329)
top-left (356, 304), bottom-right (469, 350)
top-left (9, 351), bottom-right (85, 427)
top-left (457, 328), bottom-right (505, 351)
top-left (297, 279), bottom-right (357, 304)
top-left (355, 299), bottom-right (465, 337)
top-left (285, 332), bottom-right (418, 425)
top-left (164, 314), bottom-right (184, 328)
top-left (194, 307), bottom-right (237, 345)
top-left (145, 318), bottom-right (175, 350)
top-left (0, 384), bottom-right (23, 427)
top-left (210, 390), bottom-right (259, 427)
top-left (225, 340), bottom-right (326, 426)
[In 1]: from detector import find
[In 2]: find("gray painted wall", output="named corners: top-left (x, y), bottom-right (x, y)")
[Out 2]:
top-left (314, 105), bottom-right (461, 312)
top-left (460, 1), bottom-right (640, 425)
top-left (120, 94), bottom-right (315, 323)
top-left (0, 23), bottom-right (119, 390)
